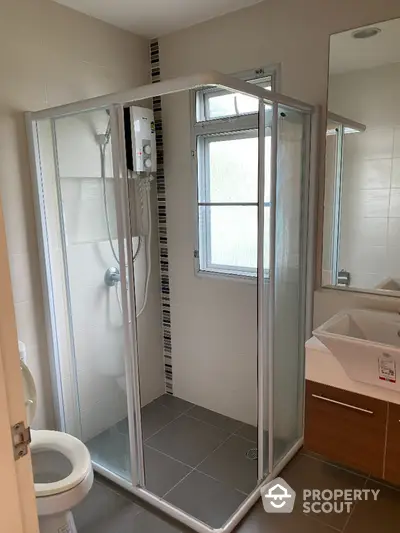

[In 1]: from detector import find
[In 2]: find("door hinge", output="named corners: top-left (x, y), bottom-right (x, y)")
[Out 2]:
top-left (12, 421), bottom-right (31, 460)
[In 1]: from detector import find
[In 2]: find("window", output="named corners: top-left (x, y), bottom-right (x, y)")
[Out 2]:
top-left (193, 68), bottom-right (276, 279)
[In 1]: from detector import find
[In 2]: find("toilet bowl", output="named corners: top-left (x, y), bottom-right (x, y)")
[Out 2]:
top-left (20, 342), bottom-right (93, 533)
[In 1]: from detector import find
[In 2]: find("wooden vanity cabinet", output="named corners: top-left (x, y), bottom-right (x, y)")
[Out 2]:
top-left (304, 381), bottom-right (387, 478)
top-left (385, 403), bottom-right (400, 485)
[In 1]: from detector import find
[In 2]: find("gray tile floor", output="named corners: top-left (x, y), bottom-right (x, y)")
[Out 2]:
top-left (86, 394), bottom-right (259, 527)
top-left (74, 451), bottom-right (400, 533)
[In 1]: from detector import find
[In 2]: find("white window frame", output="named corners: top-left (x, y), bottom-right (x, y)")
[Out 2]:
top-left (192, 65), bottom-right (279, 280)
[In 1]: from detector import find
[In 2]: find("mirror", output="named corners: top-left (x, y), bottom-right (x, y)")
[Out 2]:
top-left (322, 17), bottom-right (400, 294)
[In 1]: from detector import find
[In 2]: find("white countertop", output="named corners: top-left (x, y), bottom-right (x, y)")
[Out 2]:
top-left (306, 336), bottom-right (400, 405)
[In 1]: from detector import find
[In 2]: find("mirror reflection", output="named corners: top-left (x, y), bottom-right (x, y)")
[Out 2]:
top-left (323, 17), bottom-right (400, 293)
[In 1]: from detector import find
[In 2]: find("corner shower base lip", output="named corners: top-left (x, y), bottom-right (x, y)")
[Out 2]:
top-left (90, 440), bottom-right (303, 533)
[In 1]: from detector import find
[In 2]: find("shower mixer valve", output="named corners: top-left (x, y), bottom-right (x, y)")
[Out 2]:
top-left (104, 267), bottom-right (121, 287)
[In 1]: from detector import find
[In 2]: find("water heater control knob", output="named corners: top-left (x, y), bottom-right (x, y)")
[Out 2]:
top-left (144, 159), bottom-right (152, 169)
top-left (144, 145), bottom-right (152, 155)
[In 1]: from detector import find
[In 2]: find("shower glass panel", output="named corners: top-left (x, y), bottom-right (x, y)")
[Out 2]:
top-left (271, 106), bottom-right (309, 466)
top-left (32, 108), bottom-right (136, 483)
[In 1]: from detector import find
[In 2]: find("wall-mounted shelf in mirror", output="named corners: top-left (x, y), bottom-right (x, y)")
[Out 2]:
top-left (321, 16), bottom-right (400, 298)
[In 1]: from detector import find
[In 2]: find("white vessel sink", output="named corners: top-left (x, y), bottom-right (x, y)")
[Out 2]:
top-left (313, 309), bottom-right (400, 391)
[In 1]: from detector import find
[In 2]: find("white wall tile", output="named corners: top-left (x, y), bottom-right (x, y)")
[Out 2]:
top-left (394, 128), bottom-right (400, 158)
top-left (349, 272), bottom-right (384, 290)
top-left (388, 218), bottom-right (400, 247)
top-left (55, 111), bottom-right (113, 179)
top-left (391, 158), bottom-right (400, 188)
top-left (25, 343), bottom-right (54, 430)
top-left (14, 300), bottom-right (44, 349)
top-left (359, 189), bottom-right (390, 218)
top-left (61, 178), bottom-right (118, 244)
top-left (351, 128), bottom-right (394, 161)
top-left (357, 159), bottom-right (392, 190)
top-left (386, 246), bottom-right (400, 278)
top-left (389, 189), bottom-right (400, 217)
top-left (350, 217), bottom-right (387, 246)
top-left (343, 245), bottom-right (386, 275)
top-left (8, 252), bottom-right (36, 304)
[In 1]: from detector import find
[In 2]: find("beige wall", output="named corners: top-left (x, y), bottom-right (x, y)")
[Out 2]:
top-left (0, 0), bottom-right (149, 429)
top-left (159, 0), bottom-right (400, 360)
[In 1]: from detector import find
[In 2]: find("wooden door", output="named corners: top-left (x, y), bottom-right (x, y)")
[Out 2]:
top-left (0, 203), bottom-right (38, 533)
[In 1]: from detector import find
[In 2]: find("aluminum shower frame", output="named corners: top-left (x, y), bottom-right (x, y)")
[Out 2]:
top-left (26, 71), bottom-right (317, 533)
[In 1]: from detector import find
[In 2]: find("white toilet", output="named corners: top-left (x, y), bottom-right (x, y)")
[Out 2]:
top-left (20, 342), bottom-right (93, 533)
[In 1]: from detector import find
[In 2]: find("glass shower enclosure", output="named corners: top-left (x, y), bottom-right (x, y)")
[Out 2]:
top-left (26, 72), bottom-right (316, 533)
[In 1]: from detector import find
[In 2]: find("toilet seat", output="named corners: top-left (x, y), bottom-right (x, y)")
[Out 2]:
top-left (31, 430), bottom-right (92, 497)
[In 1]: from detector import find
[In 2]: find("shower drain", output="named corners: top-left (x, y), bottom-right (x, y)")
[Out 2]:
top-left (246, 448), bottom-right (258, 461)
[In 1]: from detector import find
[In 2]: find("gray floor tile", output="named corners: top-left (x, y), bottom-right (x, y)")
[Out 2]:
top-left (164, 470), bottom-right (246, 528)
top-left (116, 402), bottom-right (181, 441)
top-left (87, 427), bottom-right (131, 481)
top-left (116, 417), bottom-right (128, 435)
top-left (280, 453), bottom-right (366, 530)
top-left (141, 401), bottom-right (181, 440)
top-left (146, 415), bottom-right (230, 467)
top-left (234, 500), bottom-right (338, 533)
top-left (73, 479), bottom-right (141, 533)
top-left (235, 423), bottom-right (258, 443)
top-left (197, 435), bottom-right (258, 494)
top-left (188, 405), bottom-right (244, 433)
top-left (144, 445), bottom-right (192, 496)
top-left (152, 394), bottom-right (194, 414)
top-left (130, 509), bottom-right (183, 533)
top-left (344, 479), bottom-right (400, 533)
top-left (82, 502), bottom-right (183, 533)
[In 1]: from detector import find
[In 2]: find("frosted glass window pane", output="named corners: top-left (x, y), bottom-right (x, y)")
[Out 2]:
top-left (208, 138), bottom-right (257, 203)
top-left (206, 136), bottom-right (271, 204)
top-left (210, 206), bottom-right (257, 269)
top-left (207, 93), bottom-right (259, 118)
top-left (199, 206), bottom-right (270, 274)
top-left (205, 80), bottom-right (272, 120)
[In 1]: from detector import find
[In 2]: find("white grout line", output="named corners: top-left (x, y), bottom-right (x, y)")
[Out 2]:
top-left (144, 442), bottom-right (193, 469)
top-left (161, 433), bottom-right (250, 500)
top-left (141, 400), bottom-right (196, 442)
top-left (143, 412), bottom-right (186, 443)
top-left (194, 434), bottom-right (236, 472)
top-left (161, 467), bottom-right (196, 500)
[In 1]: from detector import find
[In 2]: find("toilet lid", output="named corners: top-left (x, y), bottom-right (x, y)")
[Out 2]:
top-left (21, 360), bottom-right (37, 425)
top-left (31, 430), bottom-right (92, 497)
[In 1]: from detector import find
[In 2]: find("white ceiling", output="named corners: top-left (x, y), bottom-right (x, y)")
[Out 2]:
top-left (54, 0), bottom-right (264, 38)
top-left (330, 17), bottom-right (400, 75)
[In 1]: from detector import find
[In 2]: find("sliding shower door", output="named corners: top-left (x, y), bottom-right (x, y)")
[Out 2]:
top-left (30, 107), bottom-right (144, 486)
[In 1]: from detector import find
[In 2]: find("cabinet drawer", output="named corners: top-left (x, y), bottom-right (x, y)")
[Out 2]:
top-left (384, 403), bottom-right (400, 485)
top-left (305, 381), bottom-right (386, 477)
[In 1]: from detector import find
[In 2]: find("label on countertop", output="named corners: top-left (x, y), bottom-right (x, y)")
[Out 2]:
top-left (378, 353), bottom-right (396, 383)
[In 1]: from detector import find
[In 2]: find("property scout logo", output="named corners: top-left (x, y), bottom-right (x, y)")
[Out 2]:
top-left (261, 478), bottom-right (380, 514)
